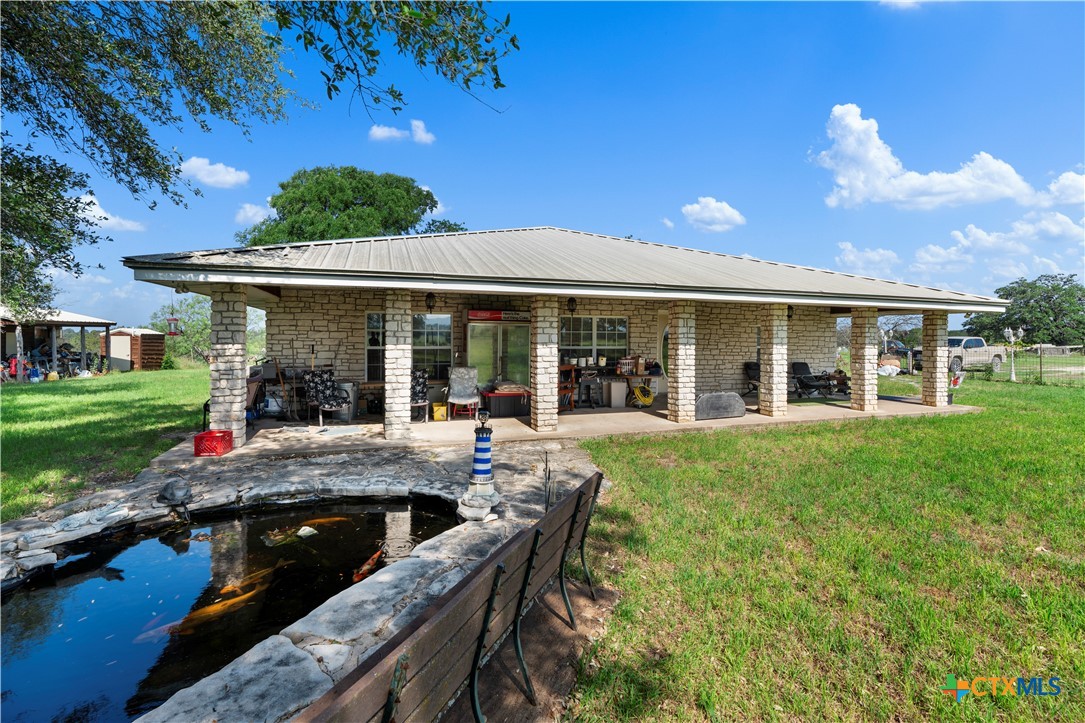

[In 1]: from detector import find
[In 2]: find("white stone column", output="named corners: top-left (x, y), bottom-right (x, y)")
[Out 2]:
top-left (850, 308), bottom-right (879, 412)
top-left (383, 289), bottom-right (412, 440)
top-left (921, 311), bottom-right (950, 407)
top-left (759, 304), bottom-right (789, 417)
top-left (209, 285), bottom-right (248, 448)
top-left (667, 300), bottom-right (696, 423)
top-left (530, 295), bottom-right (559, 432)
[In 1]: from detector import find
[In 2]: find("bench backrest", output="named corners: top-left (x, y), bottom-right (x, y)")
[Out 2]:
top-left (298, 471), bottom-right (604, 723)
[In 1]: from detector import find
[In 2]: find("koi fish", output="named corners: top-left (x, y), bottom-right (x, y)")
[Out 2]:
top-left (219, 559), bottom-right (292, 595)
top-left (352, 549), bottom-right (384, 583)
top-left (133, 619), bottom-right (182, 644)
top-left (176, 583), bottom-right (270, 633)
top-left (301, 516), bottom-right (350, 527)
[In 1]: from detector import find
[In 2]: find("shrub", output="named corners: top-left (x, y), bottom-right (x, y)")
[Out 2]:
top-left (160, 352), bottom-right (179, 370)
top-left (980, 363), bottom-right (994, 381)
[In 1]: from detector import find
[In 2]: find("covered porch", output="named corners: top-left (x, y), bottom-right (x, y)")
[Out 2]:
top-left (122, 227), bottom-right (1005, 449)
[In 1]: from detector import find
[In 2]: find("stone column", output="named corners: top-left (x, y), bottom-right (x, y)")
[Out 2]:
top-left (209, 285), bottom-right (248, 448)
top-left (383, 506), bottom-right (413, 563)
top-left (921, 311), bottom-right (950, 407)
top-left (15, 324), bottom-right (25, 382)
top-left (667, 300), bottom-right (696, 423)
top-left (383, 289), bottom-right (412, 440)
top-left (530, 295), bottom-right (559, 432)
top-left (759, 304), bottom-right (789, 417)
top-left (850, 308), bottom-right (879, 412)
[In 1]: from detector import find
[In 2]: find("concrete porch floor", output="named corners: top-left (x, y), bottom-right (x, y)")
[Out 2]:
top-left (161, 394), bottom-right (978, 462)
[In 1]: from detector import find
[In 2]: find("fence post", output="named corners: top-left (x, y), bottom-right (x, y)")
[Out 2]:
top-left (1039, 343), bottom-right (1043, 383)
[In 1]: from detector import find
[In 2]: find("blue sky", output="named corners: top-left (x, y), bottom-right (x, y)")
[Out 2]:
top-left (34, 1), bottom-right (1085, 327)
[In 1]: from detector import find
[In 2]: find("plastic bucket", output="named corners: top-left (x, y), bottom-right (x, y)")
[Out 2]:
top-left (432, 403), bottom-right (448, 421)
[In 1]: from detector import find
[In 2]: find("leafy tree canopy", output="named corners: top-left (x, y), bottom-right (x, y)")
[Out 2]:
top-left (237, 166), bottom-right (466, 245)
top-left (1, 0), bottom-right (513, 308)
top-left (964, 274), bottom-right (1085, 346)
top-left (0, 138), bottom-right (106, 317)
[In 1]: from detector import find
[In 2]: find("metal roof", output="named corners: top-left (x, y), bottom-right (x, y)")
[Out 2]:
top-left (0, 305), bottom-right (116, 326)
top-left (123, 226), bottom-right (1006, 312)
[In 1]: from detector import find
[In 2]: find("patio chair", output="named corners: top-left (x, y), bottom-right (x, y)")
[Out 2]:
top-left (302, 369), bottom-right (351, 426)
top-left (791, 361), bottom-right (833, 398)
top-left (410, 369), bottom-right (430, 422)
top-left (742, 361), bottom-right (761, 397)
top-left (444, 366), bottom-right (481, 421)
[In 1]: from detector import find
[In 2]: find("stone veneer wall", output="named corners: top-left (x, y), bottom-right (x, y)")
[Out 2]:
top-left (264, 289), bottom-right (839, 405)
top-left (921, 311), bottom-right (950, 407)
top-left (667, 300), bottom-right (696, 422)
top-left (383, 289), bottom-right (412, 439)
top-left (209, 285), bottom-right (248, 448)
top-left (759, 304), bottom-right (790, 417)
top-left (850, 308), bottom-right (880, 411)
top-left (530, 296), bottom-right (559, 432)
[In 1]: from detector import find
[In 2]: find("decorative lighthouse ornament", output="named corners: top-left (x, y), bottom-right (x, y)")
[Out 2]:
top-left (458, 410), bottom-right (501, 520)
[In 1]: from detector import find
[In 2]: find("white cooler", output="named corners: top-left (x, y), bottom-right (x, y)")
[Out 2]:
top-left (607, 381), bottom-right (627, 408)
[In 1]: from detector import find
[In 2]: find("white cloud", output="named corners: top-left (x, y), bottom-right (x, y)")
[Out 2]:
top-left (235, 202), bottom-right (276, 225)
top-left (880, 1), bottom-right (922, 9)
top-left (681, 196), bottom-right (746, 232)
top-left (661, 217), bottom-right (674, 229)
top-left (80, 195), bottom-right (146, 231)
top-left (369, 124), bottom-right (409, 141)
top-left (410, 119), bottom-right (436, 144)
top-left (180, 157), bottom-right (249, 188)
top-left (368, 120), bottom-right (436, 144)
top-left (815, 104), bottom-right (1079, 210)
top-left (834, 241), bottom-right (900, 278)
top-left (909, 211), bottom-right (1084, 279)
top-left (1042, 172), bottom-right (1085, 206)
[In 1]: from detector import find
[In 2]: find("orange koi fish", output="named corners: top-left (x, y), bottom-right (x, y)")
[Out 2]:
top-left (176, 583), bottom-right (270, 634)
top-left (219, 559), bottom-right (292, 595)
top-left (352, 549), bottom-right (384, 583)
top-left (301, 516), bottom-right (350, 527)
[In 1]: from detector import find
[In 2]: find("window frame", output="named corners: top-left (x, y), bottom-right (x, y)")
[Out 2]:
top-left (411, 312), bottom-right (453, 382)
top-left (559, 315), bottom-right (629, 362)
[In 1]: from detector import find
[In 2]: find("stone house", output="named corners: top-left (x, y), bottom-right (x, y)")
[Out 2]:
top-left (123, 227), bottom-right (1007, 448)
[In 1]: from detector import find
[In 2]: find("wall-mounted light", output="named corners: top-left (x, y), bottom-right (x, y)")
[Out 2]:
top-left (425, 292), bottom-right (437, 312)
top-left (787, 305), bottom-right (795, 320)
top-left (567, 297), bottom-right (578, 314)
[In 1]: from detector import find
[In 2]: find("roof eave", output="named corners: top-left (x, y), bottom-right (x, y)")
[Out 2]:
top-left (130, 265), bottom-right (1007, 314)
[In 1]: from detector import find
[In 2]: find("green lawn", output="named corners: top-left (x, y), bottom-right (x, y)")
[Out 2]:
top-left (577, 379), bottom-right (1085, 721)
top-left (0, 370), bottom-right (209, 521)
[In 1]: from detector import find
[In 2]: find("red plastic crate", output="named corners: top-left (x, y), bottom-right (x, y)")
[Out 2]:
top-left (194, 430), bottom-right (233, 457)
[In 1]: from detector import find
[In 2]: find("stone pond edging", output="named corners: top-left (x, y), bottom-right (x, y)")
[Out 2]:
top-left (0, 441), bottom-right (602, 722)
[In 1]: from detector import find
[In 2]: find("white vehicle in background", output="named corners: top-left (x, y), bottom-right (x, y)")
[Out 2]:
top-left (913, 336), bottom-right (1007, 373)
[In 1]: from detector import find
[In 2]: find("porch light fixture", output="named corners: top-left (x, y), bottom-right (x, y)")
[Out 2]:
top-left (567, 297), bottom-right (578, 314)
top-left (425, 292), bottom-right (437, 312)
top-left (787, 305), bottom-right (794, 320)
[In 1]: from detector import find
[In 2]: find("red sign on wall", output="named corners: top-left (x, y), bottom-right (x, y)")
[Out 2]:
top-left (467, 310), bottom-right (531, 322)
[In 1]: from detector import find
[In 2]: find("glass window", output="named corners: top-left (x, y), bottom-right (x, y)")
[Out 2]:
top-left (559, 316), bottom-right (628, 362)
top-left (366, 313), bottom-right (384, 382)
top-left (412, 313), bottom-right (452, 381)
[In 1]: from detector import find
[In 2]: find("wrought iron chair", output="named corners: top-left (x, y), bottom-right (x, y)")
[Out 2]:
top-left (302, 369), bottom-right (351, 426)
top-left (742, 361), bottom-right (761, 397)
top-left (791, 361), bottom-right (833, 398)
top-left (444, 366), bottom-right (481, 420)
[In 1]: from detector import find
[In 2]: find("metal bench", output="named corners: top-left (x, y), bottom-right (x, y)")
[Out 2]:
top-left (297, 472), bottom-right (605, 723)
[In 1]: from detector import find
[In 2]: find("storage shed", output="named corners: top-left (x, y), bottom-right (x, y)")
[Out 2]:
top-left (101, 328), bottom-right (166, 371)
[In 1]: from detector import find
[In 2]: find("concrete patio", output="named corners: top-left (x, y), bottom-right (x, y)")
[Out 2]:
top-left (154, 394), bottom-right (978, 465)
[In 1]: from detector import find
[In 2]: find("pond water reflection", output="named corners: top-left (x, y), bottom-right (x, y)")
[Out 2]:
top-left (1, 499), bottom-right (457, 722)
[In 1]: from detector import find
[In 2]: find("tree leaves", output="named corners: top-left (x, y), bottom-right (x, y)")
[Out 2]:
top-left (964, 274), bottom-right (1085, 346)
top-left (236, 166), bottom-right (465, 246)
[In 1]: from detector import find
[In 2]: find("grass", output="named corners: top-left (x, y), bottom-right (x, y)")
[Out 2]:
top-left (0, 370), bottom-right (209, 521)
top-left (576, 378), bottom-right (1085, 721)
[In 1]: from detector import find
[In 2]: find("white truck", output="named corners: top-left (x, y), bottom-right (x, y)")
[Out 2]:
top-left (914, 336), bottom-right (1008, 373)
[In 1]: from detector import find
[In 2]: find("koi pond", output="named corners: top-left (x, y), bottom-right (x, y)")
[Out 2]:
top-left (1, 499), bottom-right (458, 723)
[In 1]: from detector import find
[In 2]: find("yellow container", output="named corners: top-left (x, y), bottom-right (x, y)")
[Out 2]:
top-left (46, 371), bottom-right (60, 381)
top-left (432, 403), bottom-right (448, 421)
